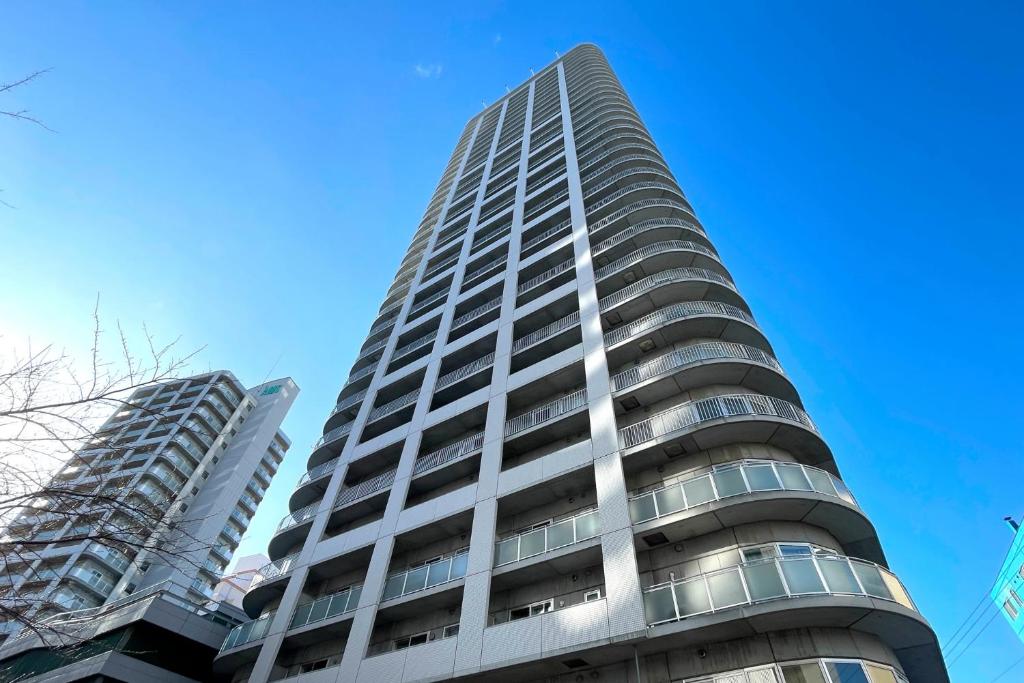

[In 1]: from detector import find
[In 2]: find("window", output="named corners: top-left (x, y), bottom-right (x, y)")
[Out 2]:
top-left (583, 589), bottom-right (602, 602)
top-left (509, 598), bottom-right (554, 621)
top-left (393, 631), bottom-right (430, 650)
top-left (1005, 599), bottom-right (1019, 620)
top-left (442, 624), bottom-right (460, 638)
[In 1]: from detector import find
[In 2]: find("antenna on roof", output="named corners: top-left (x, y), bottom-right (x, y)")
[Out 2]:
top-left (555, 51), bottom-right (561, 58)
top-left (481, 100), bottom-right (487, 109)
top-left (505, 85), bottom-right (511, 93)
top-left (529, 68), bottom-right (535, 76)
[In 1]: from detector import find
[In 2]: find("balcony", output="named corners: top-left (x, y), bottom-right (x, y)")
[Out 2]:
top-left (618, 393), bottom-right (831, 472)
top-left (610, 340), bottom-right (798, 410)
top-left (381, 549), bottom-right (469, 603)
top-left (289, 584), bottom-right (362, 630)
top-left (66, 566), bottom-right (115, 597)
top-left (495, 508), bottom-right (600, 567)
top-left (83, 542), bottom-right (131, 573)
top-left (220, 610), bottom-right (275, 652)
top-left (591, 217), bottom-right (708, 258)
top-left (412, 432), bottom-right (484, 478)
top-left (505, 388), bottom-right (587, 438)
top-left (642, 553), bottom-right (915, 626)
top-left (598, 267), bottom-right (743, 328)
top-left (309, 422), bottom-right (353, 469)
top-left (243, 552), bottom-right (300, 616)
top-left (588, 197), bottom-right (699, 244)
top-left (250, 553), bottom-right (299, 591)
top-left (291, 456), bottom-right (340, 509)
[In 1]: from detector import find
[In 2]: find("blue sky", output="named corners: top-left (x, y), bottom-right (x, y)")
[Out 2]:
top-left (1, 2), bottom-right (1021, 680)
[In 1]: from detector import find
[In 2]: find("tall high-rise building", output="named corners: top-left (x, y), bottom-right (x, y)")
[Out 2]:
top-left (991, 517), bottom-right (1024, 643)
top-left (217, 45), bottom-right (946, 683)
top-left (0, 371), bottom-right (297, 642)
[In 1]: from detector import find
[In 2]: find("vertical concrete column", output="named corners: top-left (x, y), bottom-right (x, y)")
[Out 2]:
top-left (454, 81), bottom-right (535, 677)
top-left (556, 62), bottom-right (647, 638)
top-left (340, 102), bottom-right (508, 681)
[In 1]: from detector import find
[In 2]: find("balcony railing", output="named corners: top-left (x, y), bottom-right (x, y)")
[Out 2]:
top-left (344, 363), bottom-right (378, 387)
top-left (355, 338), bottom-right (388, 362)
top-left (642, 553), bottom-right (915, 626)
top-left (381, 549), bottom-right (469, 602)
top-left (314, 422), bottom-right (353, 450)
top-left (521, 218), bottom-right (572, 254)
top-left (297, 456), bottom-right (340, 488)
top-left (250, 553), bottom-right (299, 590)
top-left (85, 543), bottom-right (130, 572)
top-left (335, 467), bottom-right (397, 508)
top-left (330, 389), bottom-right (367, 417)
top-left (524, 188), bottom-right (569, 223)
top-left (612, 342), bottom-right (782, 394)
top-left (413, 431), bottom-right (485, 476)
top-left (451, 298), bottom-right (501, 330)
top-left (511, 310), bottom-right (581, 354)
top-left (505, 388), bottom-right (587, 437)
top-left (602, 300), bottom-right (757, 347)
top-left (391, 330), bottom-right (438, 362)
top-left (221, 610), bottom-right (275, 651)
top-left (463, 256), bottom-right (508, 285)
top-left (586, 182), bottom-right (685, 219)
top-left (599, 267), bottom-right (735, 313)
top-left (619, 393), bottom-right (817, 450)
top-left (517, 257), bottom-right (574, 295)
top-left (591, 217), bottom-right (707, 258)
top-left (593, 240), bottom-right (719, 281)
top-left (408, 290), bottom-right (449, 320)
top-left (367, 388), bottom-right (419, 422)
top-left (276, 501), bottom-right (319, 532)
top-left (436, 353), bottom-right (496, 391)
top-left (588, 198), bottom-right (697, 237)
top-left (495, 509), bottom-right (600, 567)
top-left (471, 222), bottom-right (513, 254)
top-left (423, 253), bottom-right (460, 281)
top-left (67, 566), bottom-right (115, 595)
top-left (629, 459), bottom-right (855, 524)
top-left (290, 584), bottom-right (362, 629)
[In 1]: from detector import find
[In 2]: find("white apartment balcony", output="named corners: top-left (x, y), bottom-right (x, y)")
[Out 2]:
top-left (242, 552), bottom-right (300, 616)
top-left (219, 609), bottom-right (275, 654)
top-left (65, 565), bottom-right (116, 598)
top-left (290, 455), bottom-right (340, 510)
top-left (289, 583), bottom-right (361, 631)
top-left (494, 508), bottom-right (600, 569)
top-left (381, 549), bottom-right (469, 603)
top-left (82, 542), bottom-right (131, 573)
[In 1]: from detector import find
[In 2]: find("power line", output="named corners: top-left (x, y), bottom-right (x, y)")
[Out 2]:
top-left (990, 654), bottom-right (1024, 683)
top-left (946, 607), bottom-right (1002, 669)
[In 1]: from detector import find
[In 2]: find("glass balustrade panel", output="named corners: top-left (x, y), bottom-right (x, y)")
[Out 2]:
top-left (780, 558), bottom-right (826, 594)
top-left (674, 576), bottom-right (712, 616)
top-left (707, 568), bottom-right (747, 609)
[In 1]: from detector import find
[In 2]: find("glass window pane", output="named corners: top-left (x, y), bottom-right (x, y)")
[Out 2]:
top-left (495, 538), bottom-right (519, 566)
top-left (674, 576), bottom-right (712, 616)
top-left (776, 463), bottom-right (813, 491)
top-left (643, 585), bottom-right (677, 623)
top-left (629, 494), bottom-right (658, 522)
top-left (780, 544), bottom-right (813, 556)
top-left (520, 528), bottom-right (546, 558)
top-left (806, 468), bottom-right (838, 496)
top-left (743, 560), bottom-right (787, 601)
top-left (865, 664), bottom-right (899, 683)
top-left (780, 558), bottom-right (825, 594)
top-left (707, 568), bottom-right (747, 609)
top-left (824, 661), bottom-right (869, 683)
top-left (426, 558), bottom-right (451, 587)
top-left (404, 566), bottom-right (428, 594)
top-left (382, 574), bottom-right (405, 601)
top-left (308, 597), bottom-right (330, 623)
top-left (745, 463), bottom-right (781, 490)
top-left (683, 475), bottom-right (716, 506)
top-left (780, 662), bottom-right (827, 683)
top-left (575, 511), bottom-right (600, 539)
top-left (713, 468), bottom-right (747, 497)
top-left (818, 557), bottom-right (861, 594)
top-left (851, 563), bottom-right (891, 600)
top-left (450, 552), bottom-right (468, 579)
top-left (654, 485), bottom-right (686, 515)
top-left (547, 519), bottom-right (574, 549)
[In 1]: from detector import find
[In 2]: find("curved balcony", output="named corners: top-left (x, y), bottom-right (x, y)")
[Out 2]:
top-left (367, 388), bottom-right (419, 424)
top-left (592, 217), bottom-right (710, 262)
top-left (381, 549), bottom-right (469, 603)
top-left (342, 362), bottom-right (378, 390)
top-left (611, 341), bottom-right (798, 408)
top-left (588, 198), bottom-right (700, 242)
top-left (65, 566), bottom-right (115, 598)
top-left (214, 610), bottom-right (276, 671)
top-left (619, 392), bottom-right (834, 473)
top-left (630, 459), bottom-right (882, 563)
top-left (585, 182), bottom-right (688, 223)
top-left (269, 501), bottom-right (319, 560)
top-left (242, 553), bottom-right (299, 616)
top-left (640, 554), bottom-right (944, 683)
top-left (603, 300), bottom-right (769, 367)
top-left (290, 456), bottom-right (340, 510)
top-left (494, 508), bottom-right (601, 568)
top-left (581, 153), bottom-right (669, 190)
top-left (594, 239), bottom-right (724, 284)
top-left (323, 390), bottom-right (367, 432)
top-left (598, 268), bottom-right (744, 330)
top-left (520, 218), bottom-right (572, 257)
top-left (308, 421), bottom-right (353, 470)
top-left (575, 121), bottom-right (653, 153)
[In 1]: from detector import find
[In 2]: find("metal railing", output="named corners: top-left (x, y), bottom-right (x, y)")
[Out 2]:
top-left (593, 240), bottom-right (719, 280)
top-left (585, 182), bottom-right (685, 218)
top-left (276, 501), bottom-right (319, 532)
top-left (629, 459), bottom-right (854, 524)
top-left (495, 509), bottom-right (601, 567)
top-left (408, 289), bottom-right (448, 318)
top-left (85, 543), bottom-right (130, 572)
top-left (592, 217), bottom-right (707, 256)
top-left (602, 300), bottom-right (757, 347)
top-left (391, 330), bottom-right (438, 362)
top-left (451, 298), bottom-right (502, 330)
top-left (612, 342), bottom-right (783, 393)
top-left (314, 421), bottom-right (353, 450)
top-left (588, 198), bottom-right (698, 236)
top-left (344, 363), bottom-right (378, 386)
top-left (381, 549), bottom-right (469, 602)
top-left (436, 353), bottom-right (496, 391)
top-left (521, 218), bottom-right (572, 254)
top-left (511, 310), bottom-right (581, 354)
top-left (335, 467), bottom-right (397, 508)
top-left (221, 610), bottom-right (275, 651)
top-left (505, 388), bottom-right (587, 437)
top-left (579, 151), bottom-right (666, 185)
top-left (642, 553), bottom-right (915, 626)
top-left (599, 268), bottom-right (735, 312)
top-left (524, 187), bottom-right (569, 223)
top-left (619, 393), bottom-right (817, 450)
top-left (290, 584), bottom-right (362, 629)
top-left (297, 456), bottom-right (339, 488)
top-left (67, 566), bottom-right (115, 595)
top-left (367, 314), bottom-right (397, 338)
top-left (413, 431), bottom-right (485, 476)
top-left (463, 256), bottom-right (508, 285)
top-left (249, 553), bottom-right (299, 590)
top-left (471, 222), bottom-right (513, 253)
top-left (583, 167), bottom-right (673, 202)
top-left (423, 253), bottom-right (460, 281)
top-left (367, 388), bottom-right (419, 422)
top-left (330, 390), bottom-right (367, 417)
top-left (355, 337), bottom-right (388, 361)
top-left (517, 257), bottom-right (575, 295)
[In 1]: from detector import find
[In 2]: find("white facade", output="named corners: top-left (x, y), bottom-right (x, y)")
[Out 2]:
top-left (217, 45), bottom-right (946, 683)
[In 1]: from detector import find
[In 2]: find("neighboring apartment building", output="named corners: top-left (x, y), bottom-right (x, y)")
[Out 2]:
top-left (991, 517), bottom-right (1024, 642)
top-left (215, 554), bottom-right (274, 610)
top-left (0, 372), bottom-right (298, 681)
top-left (216, 44), bottom-right (947, 683)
